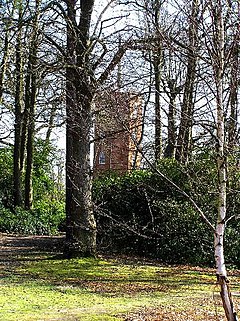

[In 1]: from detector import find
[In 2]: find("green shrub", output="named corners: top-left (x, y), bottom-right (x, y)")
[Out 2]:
top-left (93, 158), bottom-right (240, 267)
top-left (0, 141), bottom-right (65, 235)
top-left (0, 147), bottom-right (13, 207)
top-left (0, 200), bottom-right (65, 235)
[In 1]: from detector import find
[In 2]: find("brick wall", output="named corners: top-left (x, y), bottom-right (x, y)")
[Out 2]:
top-left (93, 91), bottom-right (142, 176)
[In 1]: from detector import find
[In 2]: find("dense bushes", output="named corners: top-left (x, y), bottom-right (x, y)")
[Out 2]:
top-left (0, 142), bottom-right (65, 235)
top-left (0, 141), bottom-right (239, 266)
top-left (93, 158), bottom-right (240, 267)
top-left (0, 148), bottom-right (14, 208)
top-left (0, 200), bottom-right (65, 235)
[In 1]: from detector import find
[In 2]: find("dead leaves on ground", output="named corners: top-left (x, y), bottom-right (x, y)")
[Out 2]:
top-left (123, 298), bottom-right (225, 321)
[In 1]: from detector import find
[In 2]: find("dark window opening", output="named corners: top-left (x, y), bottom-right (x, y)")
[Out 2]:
top-left (99, 151), bottom-right (106, 164)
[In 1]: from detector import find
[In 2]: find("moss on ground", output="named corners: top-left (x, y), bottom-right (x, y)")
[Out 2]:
top-left (0, 249), bottom-right (240, 320)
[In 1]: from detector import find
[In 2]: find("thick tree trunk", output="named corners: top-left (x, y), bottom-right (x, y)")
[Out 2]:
top-left (65, 0), bottom-right (96, 258)
top-left (65, 86), bottom-right (96, 257)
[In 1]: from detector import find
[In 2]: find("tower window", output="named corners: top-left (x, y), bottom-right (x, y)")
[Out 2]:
top-left (99, 151), bottom-right (106, 164)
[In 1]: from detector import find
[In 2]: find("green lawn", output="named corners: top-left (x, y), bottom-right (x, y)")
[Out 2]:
top-left (0, 252), bottom-right (239, 320)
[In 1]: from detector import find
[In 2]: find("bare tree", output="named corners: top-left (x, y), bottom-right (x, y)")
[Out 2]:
top-left (227, 2), bottom-right (239, 151)
top-left (65, 0), bottom-right (97, 257)
top-left (13, 0), bottom-right (24, 207)
top-left (211, 2), bottom-right (238, 320)
top-left (175, 0), bottom-right (199, 163)
top-left (24, 0), bottom-right (41, 209)
top-left (0, 12), bottom-right (10, 104)
top-left (65, 0), bottom-right (129, 257)
top-left (152, 0), bottom-right (164, 162)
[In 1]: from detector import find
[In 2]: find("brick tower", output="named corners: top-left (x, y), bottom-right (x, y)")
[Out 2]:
top-left (93, 91), bottom-right (142, 175)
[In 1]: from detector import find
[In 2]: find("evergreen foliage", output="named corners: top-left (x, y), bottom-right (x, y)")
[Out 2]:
top-left (0, 142), bottom-right (239, 267)
top-left (93, 157), bottom-right (240, 267)
top-left (0, 140), bottom-right (65, 235)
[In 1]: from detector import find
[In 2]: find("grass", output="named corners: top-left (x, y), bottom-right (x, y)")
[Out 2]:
top-left (1, 251), bottom-right (240, 321)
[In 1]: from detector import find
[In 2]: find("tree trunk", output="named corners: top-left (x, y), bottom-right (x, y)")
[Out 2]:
top-left (175, 0), bottom-right (199, 163)
top-left (154, 51), bottom-right (162, 162)
top-left (164, 79), bottom-right (178, 158)
top-left (19, 108), bottom-right (28, 173)
top-left (24, 75), bottom-right (37, 210)
top-left (153, 0), bottom-right (162, 163)
top-left (214, 2), bottom-right (238, 320)
top-left (0, 7), bottom-right (12, 104)
top-left (228, 3), bottom-right (239, 151)
top-left (0, 29), bottom-right (9, 103)
top-left (65, 0), bottom-right (96, 258)
top-left (45, 106), bottom-right (57, 142)
top-left (13, 3), bottom-right (24, 207)
top-left (24, 0), bottom-right (40, 209)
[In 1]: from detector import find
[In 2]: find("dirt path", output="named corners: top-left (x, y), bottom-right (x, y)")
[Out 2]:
top-left (0, 233), bottom-right (64, 265)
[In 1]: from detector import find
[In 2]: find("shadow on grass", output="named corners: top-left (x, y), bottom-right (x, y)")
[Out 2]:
top-left (3, 253), bottom-right (217, 298)
top-left (0, 234), bottom-right (217, 298)
top-left (1, 236), bottom-right (239, 321)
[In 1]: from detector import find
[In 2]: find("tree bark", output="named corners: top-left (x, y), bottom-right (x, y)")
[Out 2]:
top-left (164, 78), bottom-right (179, 158)
top-left (153, 0), bottom-right (162, 163)
top-left (175, 0), bottom-right (199, 163)
top-left (213, 2), bottom-right (238, 320)
top-left (65, 0), bottom-right (96, 258)
top-left (0, 23), bottom-right (10, 104)
top-left (64, 0), bottom-right (131, 257)
top-left (13, 3), bottom-right (24, 207)
top-left (24, 0), bottom-right (40, 209)
top-left (154, 50), bottom-right (162, 162)
top-left (228, 2), bottom-right (239, 150)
